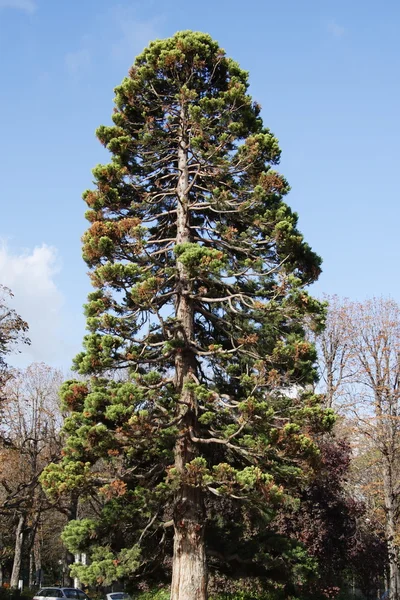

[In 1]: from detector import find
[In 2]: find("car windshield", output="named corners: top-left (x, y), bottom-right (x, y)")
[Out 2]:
top-left (63, 591), bottom-right (78, 599)
top-left (110, 595), bottom-right (129, 600)
top-left (63, 590), bottom-right (89, 600)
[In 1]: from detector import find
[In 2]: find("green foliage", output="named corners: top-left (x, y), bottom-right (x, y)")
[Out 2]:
top-left (0, 589), bottom-right (38, 600)
top-left (70, 544), bottom-right (141, 586)
top-left (133, 592), bottom-right (286, 600)
top-left (211, 594), bottom-right (284, 600)
top-left (40, 461), bottom-right (92, 497)
top-left (133, 591), bottom-right (285, 600)
top-left (61, 518), bottom-right (98, 553)
top-left (174, 243), bottom-right (227, 275)
top-left (133, 591), bottom-right (170, 600)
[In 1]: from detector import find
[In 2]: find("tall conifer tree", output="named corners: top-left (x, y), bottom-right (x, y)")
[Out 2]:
top-left (43, 32), bottom-right (331, 600)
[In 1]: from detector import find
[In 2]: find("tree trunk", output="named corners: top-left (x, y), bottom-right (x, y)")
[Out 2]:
top-left (0, 531), bottom-right (3, 588)
top-left (387, 519), bottom-right (399, 600)
top-left (383, 460), bottom-right (400, 600)
top-left (28, 517), bottom-right (40, 589)
top-left (65, 496), bottom-right (79, 587)
top-left (10, 514), bottom-right (25, 589)
top-left (33, 529), bottom-right (42, 586)
top-left (385, 569), bottom-right (390, 598)
top-left (64, 551), bottom-right (75, 587)
top-left (29, 550), bottom-right (34, 588)
top-left (171, 503), bottom-right (206, 600)
top-left (170, 104), bottom-right (207, 600)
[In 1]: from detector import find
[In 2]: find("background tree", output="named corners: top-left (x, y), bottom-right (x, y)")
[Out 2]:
top-left (317, 296), bottom-right (400, 600)
top-left (43, 31), bottom-right (331, 600)
top-left (312, 295), bottom-right (353, 409)
top-left (275, 434), bottom-right (387, 598)
top-left (0, 285), bottom-right (29, 399)
top-left (346, 429), bottom-right (389, 597)
top-left (0, 363), bottom-right (63, 587)
top-left (0, 285), bottom-right (30, 587)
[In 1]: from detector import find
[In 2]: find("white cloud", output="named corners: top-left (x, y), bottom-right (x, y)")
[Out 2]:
top-left (328, 20), bottom-right (345, 38)
top-left (0, 242), bottom-right (64, 365)
top-left (0, 0), bottom-right (36, 13)
top-left (111, 7), bottom-right (161, 61)
top-left (65, 47), bottom-right (91, 76)
top-left (64, 7), bottom-right (161, 79)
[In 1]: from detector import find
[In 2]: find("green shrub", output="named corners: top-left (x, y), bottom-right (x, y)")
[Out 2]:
top-left (0, 589), bottom-right (37, 600)
top-left (133, 591), bottom-right (282, 600)
top-left (211, 593), bottom-right (282, 600)
top-left (133, 590), bottom-right (170, 600)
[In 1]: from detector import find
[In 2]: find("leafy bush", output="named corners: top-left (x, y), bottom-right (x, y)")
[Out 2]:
top-left (133, 590), bottom-right (170, 600)
top-left (211, 593), bottom-right (284, 600)
top-left (133, 591), bottom-right (283, 600)
top-left (0, 589), bottom-right (38, 600)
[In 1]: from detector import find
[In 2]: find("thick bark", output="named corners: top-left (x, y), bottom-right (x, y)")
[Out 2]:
top-left (170, 105), bottom-right (207, 600)
top-left (171, 507), bottom-right (207, 600)
top-left (10, 514), bottom-right (25, 588)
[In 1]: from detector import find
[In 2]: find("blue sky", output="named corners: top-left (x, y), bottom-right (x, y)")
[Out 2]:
top-left (1, 0), bottom-right (399, 367)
